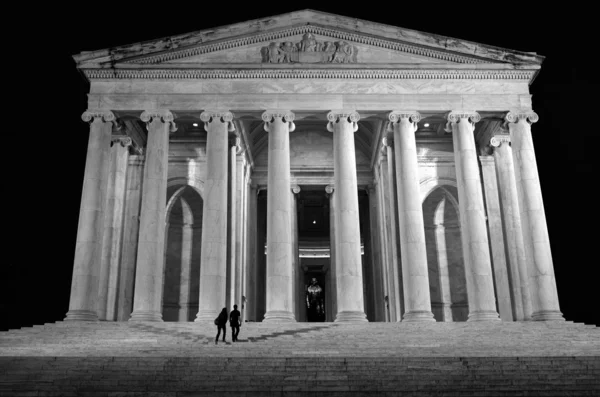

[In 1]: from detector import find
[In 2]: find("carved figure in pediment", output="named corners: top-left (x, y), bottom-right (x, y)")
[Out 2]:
top-left (280, 41), bottom-right (297, 63)
top-left (262, 42), bottom-right (283, 63)
top-left (299, 33), bottom-right (318, 52)
top-left (332, 41), bottom-right (356, 63)
top-left (322, 41), bottom-right (336, 62)
top-left (260, 35), bottom-right (358, 63)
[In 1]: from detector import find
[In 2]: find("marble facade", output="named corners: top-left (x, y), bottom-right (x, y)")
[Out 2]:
top-left (67, 10), bottom-right (563, 323)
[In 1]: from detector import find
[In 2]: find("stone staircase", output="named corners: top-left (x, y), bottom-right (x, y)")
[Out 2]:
top-left (1, 321), bottom-right (599, 396)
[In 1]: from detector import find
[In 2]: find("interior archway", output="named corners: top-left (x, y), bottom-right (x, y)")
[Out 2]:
top-left (162, 185), bottom-right (203, 321)
top-left (422, 185), bottom-right (468, 322)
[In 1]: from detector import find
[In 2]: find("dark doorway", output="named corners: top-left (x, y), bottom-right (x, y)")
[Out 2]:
top-left (297, 187), bottom-right (331, 322)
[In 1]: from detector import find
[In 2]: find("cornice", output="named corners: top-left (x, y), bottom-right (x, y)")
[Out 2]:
top-left (123, 24), bottom-right (487, 65)
top-left (82, 68), bottom-right (535, 81)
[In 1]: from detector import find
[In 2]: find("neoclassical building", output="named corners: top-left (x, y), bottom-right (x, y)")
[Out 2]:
top-left (67, 10), bottom-right (563, 324)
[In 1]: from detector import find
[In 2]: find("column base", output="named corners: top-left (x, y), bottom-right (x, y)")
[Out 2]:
top-left (64, 310), bottom-right (98, 321)
top-left (129, 310), bottom-right (163, 322)
top-left (194, 310), bottom-right (219, 323)
top-left (263, 310), bottom-right (296, 322)
top-left (467, 310), bottom-right (501, 322)
top-left (335, 311), bottom-right (368, 323)
top-left (402, 310), bottom-right (435, 322)
top-left (531, 310), bottom-right (565, 321)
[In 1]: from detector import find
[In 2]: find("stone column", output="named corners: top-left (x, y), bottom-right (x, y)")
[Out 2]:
top-left (432, 221), bottom-right (454, 321)
top-left (327, 111), bottom-right (368, 322)
top-left (195, 111), bottom-right (234, 322)
top-left (246, 183), bottom-right (258, 322)
top-left (227, 142), bottom-right (237, 310)
top-left (326, 185), bottom-right (338, 322)
top-left (117, 156), bottom-right (143, 321)
top-left (491, 134), bottom-right (532, 321)
top-left (263, 110), bottom-right (296, 322)
top-left (480, 155), bottom-right (514, 321)
top-left (505, 111), bottom-right (563, 321)
top-left (129, 110), bottom-right (176, 322)
top-left (389, 111), bottom-right (435, 322)
top-left (65, 110), bottom-right (116, 321)
top-left (379, 139), bottom-right (403, 321)
top-left (98, 136), bottom-right (132, 321)
top-left (446, 111), bottom-right (500, 321)
top-left (368, 185), bottom-right (385, 322)
top-left (178, 222), bottom-right (193, 321)
top-left (291, 185), bottom-right (301, 321)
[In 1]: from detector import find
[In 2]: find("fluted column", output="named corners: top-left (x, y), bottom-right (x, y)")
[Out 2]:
top-left (98, 136), bottom-right (132, 321)
top-left (479, 155), bottom-right (514, 321)
top-left (263, 110), bottom-right (296, 322)
top-left (327, 111), bottom-right (368, 322)
top-left (389, 111), bottom-right (435, 322)
top-left (195, 111), bottom-right (234, 322)
top-left (65, 110), bottom-right (116, 321)
top-left (129, 110), bottom-right (176, 322)
top-left (446, 111), bottom-right (500, 321)
top-left (491, 134), bottom-right (532, 320)
top-left (505, 112), bottom-right (563, 321)
top-left (326, 185), bottom-right (338, 322)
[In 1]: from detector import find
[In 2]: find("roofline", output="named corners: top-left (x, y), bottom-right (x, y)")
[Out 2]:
top-left (73, 9), bottom-right (543, 66)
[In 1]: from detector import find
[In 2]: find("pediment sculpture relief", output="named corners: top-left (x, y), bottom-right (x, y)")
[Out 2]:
top-left (261, 33), bottom-right (358, 64)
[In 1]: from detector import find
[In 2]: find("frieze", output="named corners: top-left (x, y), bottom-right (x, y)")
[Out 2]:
top-left (261, 33), bottom-right (357, 64)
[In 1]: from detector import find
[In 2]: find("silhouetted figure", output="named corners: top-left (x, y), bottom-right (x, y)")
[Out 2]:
top-left (215, 307), bottom-right (228, 344)
top-left (230, 304), bottom-right (241, 342)
top-left (306, 278), bottom-right (325, 322)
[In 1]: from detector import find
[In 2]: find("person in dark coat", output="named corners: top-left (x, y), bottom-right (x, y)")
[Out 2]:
top-left (215, 307), bottom-right (228, 344)
top-left (230, 304), bottom-right (241, 342)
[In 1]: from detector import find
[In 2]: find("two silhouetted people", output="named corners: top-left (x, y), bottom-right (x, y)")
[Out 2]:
top-left (215, 305), bottom-right (242, 344)
top-left (230, 304), bottom-right (241, 342)
top-left (215, 308), bottom-right (228, 344)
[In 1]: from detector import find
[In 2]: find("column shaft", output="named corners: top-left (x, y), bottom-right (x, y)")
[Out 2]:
top-left (129, 110), bottom-right (174, 322)
top-left (326, 186), bottom-right (338, 322)
top-left (493, 139), bottom-right (531, 320)
top-left (389, 112), bottom-right (434, 322)
top-left (328, 111), bottom-right (367, 322)
top-left (506, 112), bottom-right (563, 321)
top-left (263, 111), bottom-right (295, 322)
top-left (65, 111), bottom-right (114, 321)
top-left (99, 137), bottom-right (130, 321)
top-left (448, 112), bottom-right (500, 321)
top-left (195, 111), bottom-right (233, 322)
top-left (385, 144), bottom-right (404, 321)
top-left (480, 155), bottom-right (514, 321)
top-left (117, 158), bottom-right (143, 321)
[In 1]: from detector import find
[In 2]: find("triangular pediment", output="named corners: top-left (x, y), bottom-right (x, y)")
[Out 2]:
top-left (157, 30), bottom-right (451, 65)
top-left (74, 10), bottom-right (543, 69)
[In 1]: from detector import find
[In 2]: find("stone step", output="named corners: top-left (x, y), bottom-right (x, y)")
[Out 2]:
top-left (1, 322), bottom-right (598, 396)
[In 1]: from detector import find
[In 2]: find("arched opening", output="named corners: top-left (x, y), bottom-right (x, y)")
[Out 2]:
top-left (423, 186), bottom-right (468, 322)
top-left (162, 185), bottom-right (203, 321)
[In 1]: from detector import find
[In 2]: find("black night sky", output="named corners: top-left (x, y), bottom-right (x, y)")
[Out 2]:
top-left (4, 5), bottom-right (597, 330)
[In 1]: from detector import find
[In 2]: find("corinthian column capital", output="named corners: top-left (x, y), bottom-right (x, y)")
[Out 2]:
top-left (82, 110), bottom-right (116, 124)
top-left (444, 111), bottom-right (481, 132)
top-left (504, 111), bottom-right (539, 125)
top-left (262, 110), bottom-right (295, 133)
top-left (140, 109), bottom-right (178, 132)
top-left (326, 111), bottom-right (360, 133)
